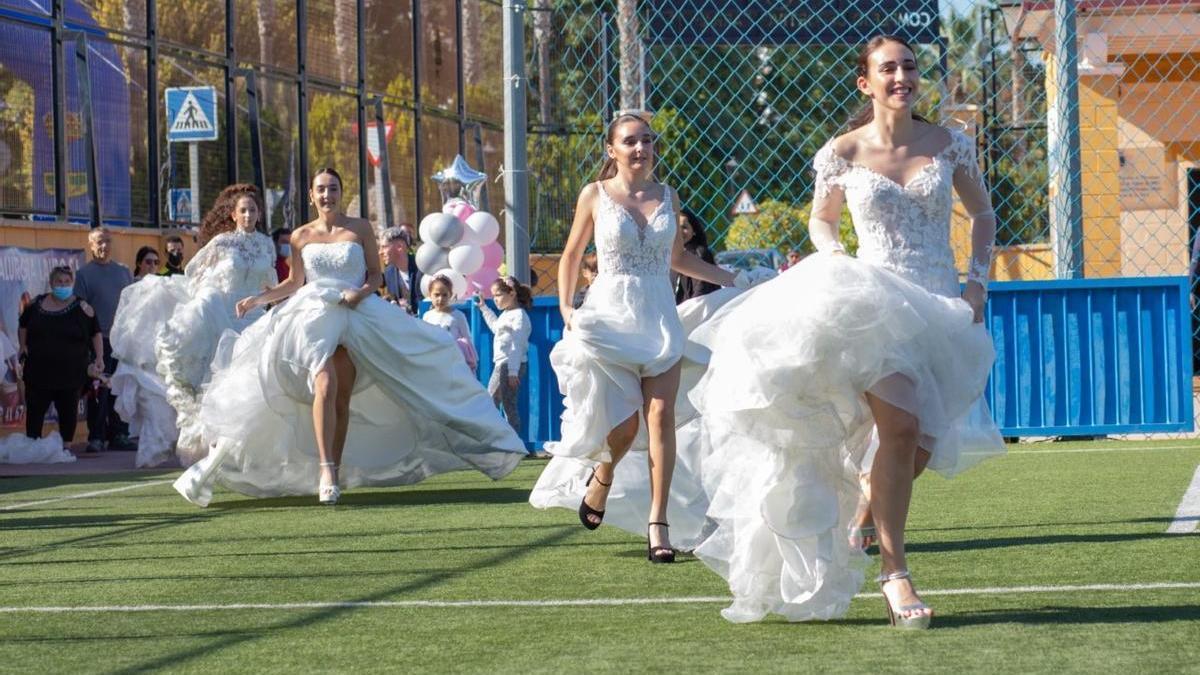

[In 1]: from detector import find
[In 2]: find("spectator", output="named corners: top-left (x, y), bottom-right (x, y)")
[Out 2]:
top-left (73, 226), bottom-right (134, 452)
top-left (573, 253), bottom-right (598, 308)
top-left (379, 226), bottom-right (423, 314)
top-left (674, 208), bottom-right (720, 303)
top-left (398, 222), bottom-right (417, 246)
top-left (475, 276), bottom-right (533, 441)
top-left (134, 246), bottom-right (161, 280)
top-left (781, 247), bottom-right (805, 271)
top-left (272, 228), bottom-right (292, 282)
top-left (159, 235), bottom-right (185, 276)
top-left (18, 266), bottom-right (103, 450)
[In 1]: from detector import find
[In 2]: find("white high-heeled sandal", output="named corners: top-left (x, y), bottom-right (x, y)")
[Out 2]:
top-left (318, 462), bottom-right (340, 505)
top-left (877, 570), bottom-right (933, 630)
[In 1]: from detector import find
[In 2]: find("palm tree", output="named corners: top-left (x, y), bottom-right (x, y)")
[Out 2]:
top-left (533, 0), bottom-right (554, 123)
top-left (618, 0), bottom-right (641, 111)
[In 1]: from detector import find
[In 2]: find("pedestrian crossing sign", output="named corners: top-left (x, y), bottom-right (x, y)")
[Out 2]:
top-left (165, 86), bottom-right (219, 142)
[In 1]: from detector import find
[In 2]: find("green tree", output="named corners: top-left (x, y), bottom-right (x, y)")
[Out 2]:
top-left (725, 198), bottom-right (857, 255)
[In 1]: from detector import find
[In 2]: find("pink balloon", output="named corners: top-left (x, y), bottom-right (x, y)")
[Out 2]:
top-left (443, 198), bottom-right (476, 223)
top-left (481, 241), bottom-right (504, 271)
top-left (469, 267), bottom-right (499, 298)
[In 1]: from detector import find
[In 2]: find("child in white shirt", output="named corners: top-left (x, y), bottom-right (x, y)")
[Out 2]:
top-left (422, 275), bottom-right (478, 370)
top-left (475, 276), bottom-right (532, 436)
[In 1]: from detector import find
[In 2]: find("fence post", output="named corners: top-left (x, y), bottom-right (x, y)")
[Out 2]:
top-left (1050, 0), bottom-right (1085, 279)
top-left (503, 0), bottom-right (531, 284)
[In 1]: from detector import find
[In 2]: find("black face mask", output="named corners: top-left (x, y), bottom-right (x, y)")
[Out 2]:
top-left (167, 252), bottom-right (183, 267)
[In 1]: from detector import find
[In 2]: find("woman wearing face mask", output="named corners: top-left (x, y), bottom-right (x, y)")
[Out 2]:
top-left (15, 266), bottom-right (102, 457)
top-left (172, 168), bottom-right (525, 507)
top-left (109, 184), bottom-right (276, 467)
top-left (683, 35), bottom-right (1005, 627)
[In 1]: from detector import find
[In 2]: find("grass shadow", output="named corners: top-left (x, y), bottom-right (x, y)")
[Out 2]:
top-left (909, 530), bottom-right (1188, 554)
top-left (210, 487), bottom-right (533, 510)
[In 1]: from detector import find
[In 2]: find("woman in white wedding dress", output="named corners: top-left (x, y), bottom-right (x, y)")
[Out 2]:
top-left (687, 36), bottom-right (1005, 627)
top-left (173, 168), bottom-right (526, 507)
top-left (109, 184), bottom-right (276, 467)
top-left (528, 113), bottom-right (746, 562)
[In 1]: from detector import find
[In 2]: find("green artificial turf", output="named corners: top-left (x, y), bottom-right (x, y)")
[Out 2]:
top-left (1, 438), bottom-right (1198, 673)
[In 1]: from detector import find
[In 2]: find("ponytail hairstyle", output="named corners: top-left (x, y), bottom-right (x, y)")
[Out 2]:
top-left (312, 167), bottom-right (343, 190)
top-left (844, 35), bottom-right (931, 132)
top-left (596, 112), bottom-right (657, 182)
top-left (493, 275), bottom-right (533, 310)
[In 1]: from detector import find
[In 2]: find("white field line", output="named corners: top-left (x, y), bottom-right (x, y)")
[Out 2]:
top-left (2, 582), bottom-right (1199, 614)
top-left (1167, 465), bottom-right (1200, 534)
top-left (0, 479), bottom-right (174, 512)
top-left (1006, 443), bottom-right (1200, 455)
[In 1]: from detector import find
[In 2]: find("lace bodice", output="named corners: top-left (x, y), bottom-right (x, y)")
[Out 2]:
top-left (301, 240), bottom-right (367, 286)
top-left (186, 230), bottom-right (276, 296)
top-left (592, 184), bottom-right (676, 278)
top-left (813, 129), bottom-right (988, 296)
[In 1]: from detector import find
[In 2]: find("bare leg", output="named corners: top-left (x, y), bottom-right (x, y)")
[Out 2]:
top-left (642, 361), bottom-right (682, 554)
top-left (581, 413), bottom-right (639, 526)
top-left (854, 446), bottom-right (932, 542)
top-left (329, 347), bottom-right (356, 467)
top-left (865, 392), bottom-right (932, 620)
top-left (312, 357), bottom-right (339, 486)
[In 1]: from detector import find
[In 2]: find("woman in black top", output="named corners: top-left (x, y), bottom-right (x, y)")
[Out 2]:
top-left (674, 208), bottom-right (721, 304)
top-left (18, 266), bottom-right (103, 447)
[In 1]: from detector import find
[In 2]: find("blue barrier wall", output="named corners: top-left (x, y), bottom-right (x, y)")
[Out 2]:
top-left (442, 276), bottom-right (1194, 449)
top-left (985, 276), bottom-right (1193, 436)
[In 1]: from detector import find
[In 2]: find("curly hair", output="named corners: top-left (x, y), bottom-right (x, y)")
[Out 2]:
top-left (198, 183), bottom-right (266, 247)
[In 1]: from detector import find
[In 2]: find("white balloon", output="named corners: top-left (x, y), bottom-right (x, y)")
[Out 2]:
top-left (419, 212), bottom-right (465, 248)
top-left (448, 243), bottom-right (484, 276)
top-left (414, 241), bottom-right (449, 274)
top-left (429, 267), bottom-right (469, 299)
top-left (464, 211), bottom-right (500, 246)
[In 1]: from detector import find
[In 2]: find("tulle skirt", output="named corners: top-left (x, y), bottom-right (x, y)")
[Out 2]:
top-left (688, 253), bottom-right (1004, 622)
top-left (528, 287), bottom-right (745, 547)
top-left (173, 280), bottom-right (527, 506)
top-left (109, 276), bottom-right (189, 467)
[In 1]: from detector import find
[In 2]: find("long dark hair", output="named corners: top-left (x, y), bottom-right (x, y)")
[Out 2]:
top-left (844, 35), bottom-right (931, 132)
top-left (596, 113), bottom-right (656, 182)
top-left (312, 167), bottom-right (343, 189)
top-left (679, 208), bottom-right (710, 251)
top-left (493, 276), bottom-right (533, 310)
top-left (134, 246), bottom-right (159, 272)
top-left (198, 183), bottom-right (265, 247)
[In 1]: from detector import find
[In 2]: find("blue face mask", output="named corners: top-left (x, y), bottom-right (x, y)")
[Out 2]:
top-left (50, 285), bottom-right (73, 301)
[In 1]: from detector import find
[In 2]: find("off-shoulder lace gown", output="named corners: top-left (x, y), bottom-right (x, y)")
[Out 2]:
top-left (172, 240), bottom-right (526, 506)
top-left (689, 129), bottom-right (1006, 623)
top-left (109, 230), bottom-right (275, 467)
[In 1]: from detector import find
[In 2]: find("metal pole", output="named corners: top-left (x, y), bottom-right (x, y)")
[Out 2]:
top-left (1051, 0), bottom-right (1084, 279)
top-left (242, 69), bottom-right (266, 202)
top-left (189, 142), bottom-right (201, 223)
top-left (503, 0), bottom-right (530, 283)
top-left (147, 0), bottom-right (160, 228)
top-left (356, 0), bottom-right (369, 225)
top-left (374, 97), bottom-right (395, 229)
top-left (455, 0), bottom-right (466, 154)
top-left (74, 34), bottom-right (101, 228)
top-left (51, 0), bottom-right (67, 219)
top-left (225, 0), bottom-right (237, 183)
top-left (297, 0), bottom-right (310, 223)
top-left (412, 0), bottom-right (424, 218)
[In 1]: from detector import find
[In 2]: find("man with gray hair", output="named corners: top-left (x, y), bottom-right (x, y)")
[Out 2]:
top-left (379, 225), bottom-right (422, 314)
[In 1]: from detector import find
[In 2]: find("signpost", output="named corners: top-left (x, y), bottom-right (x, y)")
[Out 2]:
top-left (165, 86), bottom-right (219, 223)
top-left (731, 188), bottom-right (759, 216)
top-left (365, 121), bottom-right (395, 227)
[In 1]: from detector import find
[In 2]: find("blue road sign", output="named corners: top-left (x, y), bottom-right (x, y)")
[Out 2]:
top-left (165, 86), bottom-right (219, 142)
top-left (168, 188), bottom-right (193, 221)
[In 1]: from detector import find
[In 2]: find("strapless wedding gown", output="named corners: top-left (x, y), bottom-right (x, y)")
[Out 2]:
top-left (173, 240), bottom-right (526, 506)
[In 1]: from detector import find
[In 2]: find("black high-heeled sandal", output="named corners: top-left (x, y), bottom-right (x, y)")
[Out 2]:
top-left (578, 468), bottom-right (610, 530)
top-left (646, 521), bottom-right (676, 564)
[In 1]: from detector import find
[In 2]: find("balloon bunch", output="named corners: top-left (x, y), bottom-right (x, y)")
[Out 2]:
top-left (415, 200), bottom-right (504, 300)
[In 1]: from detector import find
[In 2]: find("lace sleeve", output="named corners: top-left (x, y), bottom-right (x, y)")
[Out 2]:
top-left (946, 130), bottom-right (995, 289)
top-left (184, 238), bottom-right (219, 289)
top-left (254, 233), bottom-right (278, 291)
top-left (810, 143), bottom-right (848, 254)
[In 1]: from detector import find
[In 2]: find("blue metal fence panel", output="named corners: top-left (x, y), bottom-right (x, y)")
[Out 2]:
top-left (985, 276), bottom-right (1194, 436)
top-left (445, 277), bottom-right (1194, 449)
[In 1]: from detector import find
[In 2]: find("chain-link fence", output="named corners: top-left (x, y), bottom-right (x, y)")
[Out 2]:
top-left (524, 0), bottom-right (1200, 303)
top-left (0, 0), bottom-right (506, 231)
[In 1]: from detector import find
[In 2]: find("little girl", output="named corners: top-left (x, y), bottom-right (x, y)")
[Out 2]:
top-left (475, 276), bottom-right (532, 436)
top-left (422, 275), bottom-right (478, 371)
